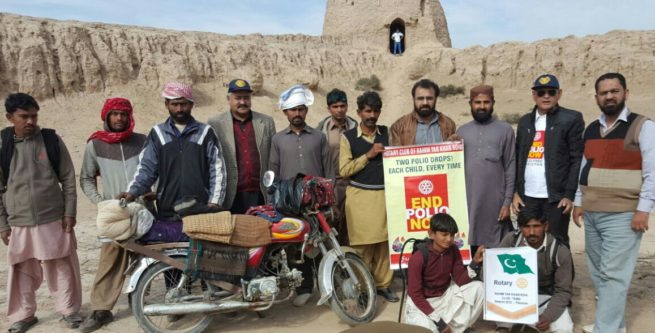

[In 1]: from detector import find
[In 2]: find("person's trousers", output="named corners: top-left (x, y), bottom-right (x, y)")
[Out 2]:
top-left (585, 211), bottom-right (641, 333)
top-left (497, 294), bottom-right (573, 332)
top-left (393, 42), bottom-right (402, 54)
top-left (7, 252), bottom-right (82, 323)
top-left (352, 242), bottom-right (393, 289)
top-left (523, 196), bottom-right (571, 246)
top-left (90, 242), bottom-right (130, 311)
top-left (230, 191), bottom-right (264, 214)
top-left (334, 178), bottom-right (349, 245)
top-left (404, 281), bottom-right (484, 333)
top-left (294, 258), bottom-right (315, 294)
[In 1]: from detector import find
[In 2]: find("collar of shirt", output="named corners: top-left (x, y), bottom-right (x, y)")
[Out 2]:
top-left (598, 106), bottom-right (630, 130)
top-left (413, 111), bottom-right (440, 125)
top-left (535, 112), bottom-right (548, 122)
top-left (232, 112), bottom-right (253, 124)
top-left (356, 124), bottom-right (381, 138)
top-left (166, 116), bottom-right (197, 135)
top-left (285, 125), bottom-right (312, 135)
top-left (328, 118), bottom-right (348, 131)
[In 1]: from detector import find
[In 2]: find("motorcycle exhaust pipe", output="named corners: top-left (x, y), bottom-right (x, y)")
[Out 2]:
top-left (143, 300), bottom-right (268, 316)
top-left (142, 291), bottom-right (295, 316)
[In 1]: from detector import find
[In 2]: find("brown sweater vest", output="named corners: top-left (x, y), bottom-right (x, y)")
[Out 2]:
top-left (580, 112), bottom-right (647, 212)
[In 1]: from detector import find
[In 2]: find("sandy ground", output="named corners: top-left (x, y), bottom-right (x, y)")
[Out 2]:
top-left (0, 207), bottom-right (653, 333)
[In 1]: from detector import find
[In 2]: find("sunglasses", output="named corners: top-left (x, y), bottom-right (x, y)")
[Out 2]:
top-left (536, 89), bottom-right (558, 97)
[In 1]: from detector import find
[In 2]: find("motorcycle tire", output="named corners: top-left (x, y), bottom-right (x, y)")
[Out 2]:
top-left (329, 253), bottom-right (378, 325)
top-left (131, 260), bottom-right (213, 333)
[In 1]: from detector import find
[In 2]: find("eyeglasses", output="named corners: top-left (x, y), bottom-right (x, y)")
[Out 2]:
top-left (536, 89), bottom-right (558, 97)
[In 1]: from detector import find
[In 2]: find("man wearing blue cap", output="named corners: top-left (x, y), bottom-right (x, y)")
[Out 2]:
top-left (513, 74), bottom-right (584, 247)
top-left (208, 79), bottom-right (276, 213)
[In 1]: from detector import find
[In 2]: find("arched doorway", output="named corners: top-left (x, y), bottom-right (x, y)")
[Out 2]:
top-left (389, 18), bottom-right (406, 55)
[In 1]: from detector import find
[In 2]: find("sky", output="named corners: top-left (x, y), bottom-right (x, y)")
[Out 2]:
top-left (2, 0), bottom-right (654, 49)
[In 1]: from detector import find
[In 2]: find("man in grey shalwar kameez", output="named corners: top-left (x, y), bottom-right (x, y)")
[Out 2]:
top-left (456, 85), bottom-right (516, 253)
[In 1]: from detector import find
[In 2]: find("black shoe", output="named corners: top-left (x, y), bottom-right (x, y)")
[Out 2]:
top-left (377, 288), bottom-right (399, 303)
top-left (78, 311), bottom-right (113, 333)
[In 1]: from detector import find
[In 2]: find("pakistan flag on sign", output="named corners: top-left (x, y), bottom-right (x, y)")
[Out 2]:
top-left (497, 254), bottom-right (534, 274)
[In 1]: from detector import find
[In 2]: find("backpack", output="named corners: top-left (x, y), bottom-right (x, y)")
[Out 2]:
top-left (512, 231), bottom-right (562, 295)
top-left (0, 127), bottom-right (61, 185)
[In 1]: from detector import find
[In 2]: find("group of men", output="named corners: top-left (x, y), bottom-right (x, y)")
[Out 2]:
top-left (0, 71), bottom-right (651, 333)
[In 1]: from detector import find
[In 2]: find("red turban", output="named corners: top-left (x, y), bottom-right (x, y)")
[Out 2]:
top-left (88, 97), bottom-right (135, 143)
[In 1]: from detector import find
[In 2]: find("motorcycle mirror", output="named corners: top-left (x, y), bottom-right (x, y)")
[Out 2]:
top-left (263, 170), bottom-right (275, 187)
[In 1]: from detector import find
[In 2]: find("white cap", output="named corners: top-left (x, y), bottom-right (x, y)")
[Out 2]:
top-left (278, 84), bottom-right (314, 110)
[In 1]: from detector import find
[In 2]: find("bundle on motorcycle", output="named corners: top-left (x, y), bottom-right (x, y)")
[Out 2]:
top-left (182, 211), bottom-right (271, 286)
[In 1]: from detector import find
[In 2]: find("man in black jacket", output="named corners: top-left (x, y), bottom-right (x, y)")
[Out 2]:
top-left (512, 74), bottom-right (584, 246)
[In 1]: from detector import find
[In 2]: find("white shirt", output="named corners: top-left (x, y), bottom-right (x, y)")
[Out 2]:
top-left (391, 32), bottom-right (404, 43)
top-left (524, 113), bottom-right (549, 198)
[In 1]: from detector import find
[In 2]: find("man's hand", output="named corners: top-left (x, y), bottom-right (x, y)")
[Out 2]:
top-left (557, 198), bottom-right (573, 214)
top-left (365, 143), bottom-right (385, 160)
top-left (572, 207), bottom-right (584, 228)
top-left (446, 134), bottom-right (462, 141)
top-left (441, 326), bottom-right (452, 333)
top-left (631, 211), bottom-right (650, 232)
top-left (498, 205), bottom-right (510, 221)
top-left (143, 192), bottom-right (157, 202)
top-left (1, 229), bottom-right (10, 246)
top-left (511, 193), bottom-right (524, 215)
top-left (535, 315), bottom-right (551, 332)
top-left (117, 192), bottom-right (136, 202)
top-left (62, 216), bottom-right (76, 233)
top-left (473, 246), bottom-right (485, 265)
top-left (207, 203), bottom-right (220, 210)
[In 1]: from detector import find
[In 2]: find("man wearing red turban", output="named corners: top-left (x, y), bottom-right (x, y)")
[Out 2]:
top-left (78, 97), bottom-right (148, 332)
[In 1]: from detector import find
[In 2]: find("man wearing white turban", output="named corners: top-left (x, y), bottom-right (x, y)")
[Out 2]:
top-left (270, 84), bottom-right (332, 306)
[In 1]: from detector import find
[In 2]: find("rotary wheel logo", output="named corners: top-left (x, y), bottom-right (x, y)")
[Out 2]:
top-left (516, 277), bottom-right (529, 289)
top-left (418, 180), bottom-right (434, 195)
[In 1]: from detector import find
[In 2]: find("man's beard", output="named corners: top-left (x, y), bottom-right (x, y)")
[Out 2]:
top-left (600, 101), bottom-right (625, 116)
top-left (471, 108), bottom-right (493, 123)
top-left (414, 105), bottom-right (436, 118)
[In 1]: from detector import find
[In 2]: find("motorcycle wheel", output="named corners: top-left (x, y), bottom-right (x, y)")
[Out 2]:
top-left (329, 253), bottom-right (378, 325)
top-left (131, 261), bottom-right (213, 333)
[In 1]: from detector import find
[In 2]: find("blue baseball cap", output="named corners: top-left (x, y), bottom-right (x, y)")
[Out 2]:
top-left (532, 74), bottom-right (560, 90)
top-left (228, 79), bottom-right (253, 93)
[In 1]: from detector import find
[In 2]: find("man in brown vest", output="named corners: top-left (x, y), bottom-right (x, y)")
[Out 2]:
top-left (573, 73), bottom-right (654, 333)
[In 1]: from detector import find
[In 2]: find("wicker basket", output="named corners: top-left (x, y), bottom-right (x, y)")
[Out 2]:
top-left (182, 211), bottom-right (234, 243)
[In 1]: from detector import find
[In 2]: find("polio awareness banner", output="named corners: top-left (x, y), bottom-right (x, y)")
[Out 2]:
top-left (483, 247), bottom-right (539, 324)
top-left (383, 142), bottom-right (470, 269)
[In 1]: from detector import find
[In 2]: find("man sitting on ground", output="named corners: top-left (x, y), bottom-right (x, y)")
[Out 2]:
top-left (473, 206), bottom-right (574, 333)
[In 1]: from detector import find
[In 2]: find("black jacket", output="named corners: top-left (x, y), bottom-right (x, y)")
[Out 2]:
top-left (515, 106), bottom-right (584, 203)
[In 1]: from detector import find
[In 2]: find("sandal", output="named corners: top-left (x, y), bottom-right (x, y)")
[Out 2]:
top-left (61, 312), bottom-right (83, 329)
top-left (8, 317), bottom-right (38, 333)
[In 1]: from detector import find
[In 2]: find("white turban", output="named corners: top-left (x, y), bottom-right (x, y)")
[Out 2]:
top-left (278, 84), bottom-right (314, 110)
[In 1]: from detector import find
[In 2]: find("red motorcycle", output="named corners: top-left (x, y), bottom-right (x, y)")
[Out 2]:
top-left (122, 172), bottom-right (378, 333)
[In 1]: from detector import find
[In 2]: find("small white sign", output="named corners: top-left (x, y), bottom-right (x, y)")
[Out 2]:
top-left (483, 247), bottom-right (539, 324)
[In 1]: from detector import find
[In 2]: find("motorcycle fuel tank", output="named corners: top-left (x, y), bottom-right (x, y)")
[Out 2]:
top-left (271, 217), bottom-right (310, 243)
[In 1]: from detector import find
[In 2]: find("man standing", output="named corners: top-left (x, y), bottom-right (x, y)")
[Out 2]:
top-left (121, 82), bottom-right (226, 218)
top-left (391, 29), bottom-right (404, 55)
top-left (77, 98), bottom-right (147, 333)
top-left (316, 88), bottom-right (357, 244)
top-left (513, 74), bottom-right (584, 246)
top-left (208, 79), bottom-right (275, 213)
top-left (270, 84), bottom-right (330, 306)
top-left (390, 79), bottom-right (456, 147)
top-left (0, 93), bottom-right (82, 331)
top-left (482, 206), bottom-right (574, 333)
top-left (340, 91), bottom-right (398, 303)
top-left (573, 73), bottom-right (654, 333)
top-left (456, 85), bottom-right (515, 253)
